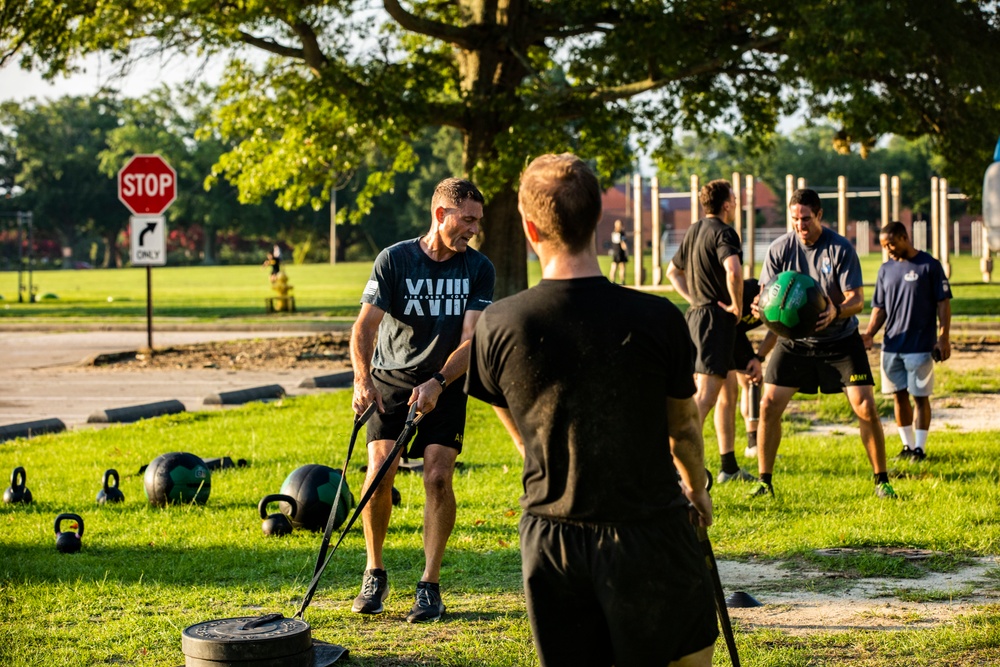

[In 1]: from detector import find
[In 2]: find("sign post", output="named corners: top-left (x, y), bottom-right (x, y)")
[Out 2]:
top-left (118, 155), bottom-right (177, 351)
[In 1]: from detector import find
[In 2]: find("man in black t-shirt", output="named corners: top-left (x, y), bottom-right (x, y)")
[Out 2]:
top-left (467, 154), bottom-right (717, 667)
top-left (667, 179), bottom-right (754, 485)
top-left (350, 178), bottom-right (496, 623)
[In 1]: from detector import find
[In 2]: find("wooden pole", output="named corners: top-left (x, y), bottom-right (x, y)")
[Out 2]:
top-left (732, 172), bottom-right (742, 240)
top-left (837, 176), bottom-right (848, 237)
top-left (745, 175), bottom-right (755, 279)
top-left (891, 175), bottom-right (901, 221)
top-left (940, 177), bottom-right (951, 278)
top-left (690, 174), bottom-right (700, 224)
top-left (930, 176), bottom-right (940, 259)
top-left (880, 174), bottom-right (890, 262)
top-left (785, 174), bottom-right (795, 231)
top-left (651, 175), bottom-right (662, 285)
top-left (633, 173), bottom-right (643, 286)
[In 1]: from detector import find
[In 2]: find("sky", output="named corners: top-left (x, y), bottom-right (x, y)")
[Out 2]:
top-left (0, 52), bottom-right (225, 104)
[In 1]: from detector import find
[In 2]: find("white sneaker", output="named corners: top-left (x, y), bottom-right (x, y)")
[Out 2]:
top-left (744, 445), bottom-right (758, 459)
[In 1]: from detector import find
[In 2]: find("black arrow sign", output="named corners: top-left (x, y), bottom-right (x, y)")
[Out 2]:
top-left (138, 221), bottom-right (158, 247)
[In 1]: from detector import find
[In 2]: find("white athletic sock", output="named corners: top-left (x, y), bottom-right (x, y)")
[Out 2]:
top-left (915, 429), bottom-right (929, 452)
top-left (899, 424), bottom-right (915, 449)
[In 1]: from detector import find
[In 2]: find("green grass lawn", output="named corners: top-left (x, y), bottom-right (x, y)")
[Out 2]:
top-left (3, 253), bottom-right (1000, 321)
top-left (3, 392), bottom-right (1000, 665)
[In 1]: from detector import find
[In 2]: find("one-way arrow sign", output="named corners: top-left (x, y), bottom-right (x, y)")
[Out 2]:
top-left (130, 216), bottom-right (167, 266)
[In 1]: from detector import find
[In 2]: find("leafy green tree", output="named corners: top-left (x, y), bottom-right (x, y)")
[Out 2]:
top-left (5, 1), bottom-right (999, 294)
top-left (1, 95), bottom-right (125, 266)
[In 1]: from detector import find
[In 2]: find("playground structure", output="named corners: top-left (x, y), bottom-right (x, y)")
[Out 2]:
top-left (0, 211), bottom-right (37, 303)
top-left (622, 172), bottom-right (991, 287)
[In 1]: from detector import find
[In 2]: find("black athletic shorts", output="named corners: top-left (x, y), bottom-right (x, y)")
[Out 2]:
top-left (368, 368), bottom-right (467, 457)
top-left (733, 331), bottom-right (755, 372)
top-left (686, 304), bottom-right (737, 377)
top-left (764, 330), bottom-right (875, 394)
top-left (519, 510), bottom-right (718, 666)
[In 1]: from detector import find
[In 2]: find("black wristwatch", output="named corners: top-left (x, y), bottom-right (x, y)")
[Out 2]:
top-left (755, 354), bottom-right (766, 363)
top-left (432, 372), bottom-right (447, 389)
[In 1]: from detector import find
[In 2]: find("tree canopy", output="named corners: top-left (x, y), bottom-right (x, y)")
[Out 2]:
top-left (4, 1), bottom-right (999, 295)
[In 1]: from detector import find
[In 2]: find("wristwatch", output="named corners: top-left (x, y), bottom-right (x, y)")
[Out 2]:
top-left (755, 354), bottom-right (766, 363)
top-left (432, 372), bottom-right (447, 389)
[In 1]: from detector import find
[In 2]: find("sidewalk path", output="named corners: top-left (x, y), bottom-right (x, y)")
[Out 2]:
top-left (1, 329), bottom-right (344, 429)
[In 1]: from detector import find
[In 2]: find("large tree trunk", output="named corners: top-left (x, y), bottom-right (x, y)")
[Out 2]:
top-left (475, 185), bottom-right (526, 299)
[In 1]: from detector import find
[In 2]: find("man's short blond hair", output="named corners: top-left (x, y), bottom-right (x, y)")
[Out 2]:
top-left (518, 153), bottom-right (602, 252)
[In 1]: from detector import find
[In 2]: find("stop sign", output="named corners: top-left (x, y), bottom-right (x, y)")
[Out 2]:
top-left (118, 154), bottom-right (177, 216)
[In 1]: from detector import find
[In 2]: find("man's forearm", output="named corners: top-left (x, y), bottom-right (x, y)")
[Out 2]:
top-left (938, 300), bottom-right (951, 339)
top-left (350, 325), bottom-right (377, 383)
top-left (667, 397), bottom-right (708, 492)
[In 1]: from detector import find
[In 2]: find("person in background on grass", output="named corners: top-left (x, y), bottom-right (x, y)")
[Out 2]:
top-left (263, 250), bottom-right (281, 283)
top-left (862, 221), bottom-right (952, 462)
top-left (349, 177), bottom-right (496, 623)
top-left (467, 153), bottom-right (717, 667)
top-left (667, 179), bottom-right (755, 485)
top-left (608, 218), bottom-right (628, 284)
top-left (750, 188), bottom-right (895, 499)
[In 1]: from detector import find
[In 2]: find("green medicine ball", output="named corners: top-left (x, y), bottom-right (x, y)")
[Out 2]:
top-left (279, 464), bottom-right (354, 531)
top-left (144, 452), bottom-right (212, 506)
top-left (759, 271), bottom-right (828, 339)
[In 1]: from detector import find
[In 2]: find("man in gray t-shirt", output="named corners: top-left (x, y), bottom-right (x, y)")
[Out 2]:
top-left (349, 178), bottom-right (495, 623)
top-left (749, 189), bottom-right (894, 500)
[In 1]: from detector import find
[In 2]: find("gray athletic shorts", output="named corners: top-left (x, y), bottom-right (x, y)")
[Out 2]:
top-left (881, 351), bottom-right (934, 397)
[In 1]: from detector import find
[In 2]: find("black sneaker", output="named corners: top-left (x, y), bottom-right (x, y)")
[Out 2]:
top-left (895, 447), bottom-right (915, 460)
top-left (910, 448), bottom-right (927, 462)
top-left (352, 569), bottom-right (389, 614)
top-left (406, 581), bottom-right (445, 623)
top-left (749, 480), bottom-right (774, 498)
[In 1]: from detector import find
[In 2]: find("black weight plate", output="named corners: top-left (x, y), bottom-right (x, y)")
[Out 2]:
top-left (182, 615), bottom-right (312, 661)
top-left (184, 646), bottom-right (313, 667)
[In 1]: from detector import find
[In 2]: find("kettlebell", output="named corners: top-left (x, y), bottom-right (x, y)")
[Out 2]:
top-left (96, 469), bottom-right (125, 505)
top-left (3, 466), bottom-right (33, 504)
top-left (259, 494), bottom-right (297, 537)
top-left (54, 513), bottom-right (84, 553)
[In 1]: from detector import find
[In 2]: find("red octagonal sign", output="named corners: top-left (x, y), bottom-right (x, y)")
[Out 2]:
top-left (118, 154), bottom-right (177, 216)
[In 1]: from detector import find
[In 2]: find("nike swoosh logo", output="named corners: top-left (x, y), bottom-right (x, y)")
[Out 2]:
top-left (915, 374), bottom-right (931, 389)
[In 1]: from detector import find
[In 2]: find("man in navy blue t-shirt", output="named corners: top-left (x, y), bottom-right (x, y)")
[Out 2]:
top-left (862, 222), bottom-right (952, 461)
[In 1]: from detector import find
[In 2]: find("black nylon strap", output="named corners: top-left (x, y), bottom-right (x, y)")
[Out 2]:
top-left (295, 403), bottom-right (422, 619)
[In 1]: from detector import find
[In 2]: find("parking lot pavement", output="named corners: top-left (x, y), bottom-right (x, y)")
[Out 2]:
top-left (1, 330), bottom-right (342, 429)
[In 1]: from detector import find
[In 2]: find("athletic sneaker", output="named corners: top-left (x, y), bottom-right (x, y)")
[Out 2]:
top-left (875, 482), bottom-right (898, 499)
top-left (352, 569), bottom-right (389, 614)
top-left (717, 467), bottom-right (758, 484)
top-left (895, 447), bottom-right (916, 460)
top-left (406, 581), bottom-right (445, 623)
top-left (910, 448), bottom-right (927, 462)
top-left (744, 445), bottom-right (758, 459)
top-left (749, 481), bottom-right (774, 498)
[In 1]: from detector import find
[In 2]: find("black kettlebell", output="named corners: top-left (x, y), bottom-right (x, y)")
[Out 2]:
top-left (259, 494), bottom-right (297, 537)
top-left (96, 469), bottom-right (125, 505)
top-left (54, 513), bottom-right (84, 554)
top-left (3, 466), bottom-right (33, 504)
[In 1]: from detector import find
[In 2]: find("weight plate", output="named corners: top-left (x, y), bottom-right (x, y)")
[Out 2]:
top-left (182, 615), bottom-right (312, 661)
top-left (184, 646), bottom-right (313, 667)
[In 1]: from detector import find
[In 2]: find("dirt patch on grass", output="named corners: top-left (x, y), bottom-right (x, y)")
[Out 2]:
top-left (85, 332), bottom-right (353, 372)
top-left (720, 555), bottom-right (1000, 635)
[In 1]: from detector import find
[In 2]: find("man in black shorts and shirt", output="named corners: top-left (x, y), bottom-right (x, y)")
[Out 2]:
top-left (350, 178), bottom-right (496, 622)
top-left (668, 179), bottom-right (755, 484)
top-left (750, 189), bottom-right (895, 499)
top-left (467, 153), bottom-right (717, 667)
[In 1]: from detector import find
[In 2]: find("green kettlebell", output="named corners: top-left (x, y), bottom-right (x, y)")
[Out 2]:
top-left (3, 466), bottom-right (33, 504)
top-left (259, 494), bottom-right (297, 537)
top-left (96, 469), bottom-right (125, 505)
top-left (54, 513), bottom-right (84, 554)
